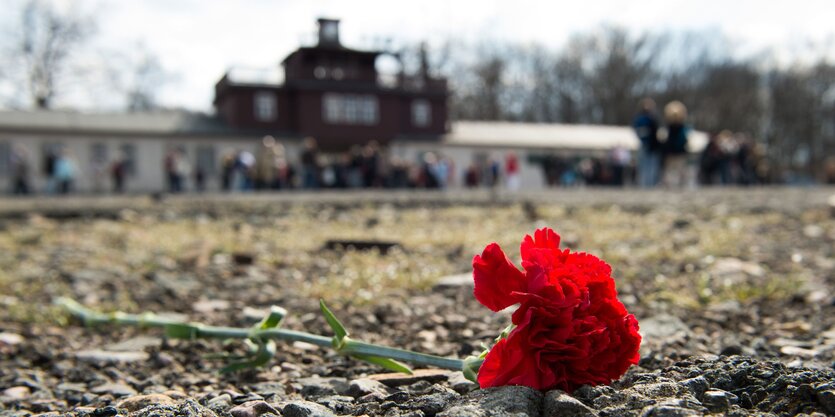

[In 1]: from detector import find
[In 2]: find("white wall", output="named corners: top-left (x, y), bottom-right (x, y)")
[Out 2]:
top-left (0, 134), bottom-right (284, 194)
top-left (390, 142), bottom-right (549, 189)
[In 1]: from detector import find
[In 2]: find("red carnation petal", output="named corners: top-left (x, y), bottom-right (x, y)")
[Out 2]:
top-left (478, 320), bottom-right (544, 389)
top-left (521, 227), bottom-right (562, 262)
top-left (473, 243), bottom-right (527, 312)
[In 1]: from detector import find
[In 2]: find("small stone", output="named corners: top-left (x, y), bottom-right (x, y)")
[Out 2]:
top-left (56, 382), bottom-right (87, 393)
top-left (3, 386), bottom-right (31, 400)
top-left (314, 395), bottom-right (355, 415)
top-left (105, 336), bottom-right (162, 352)
top-left (229, 400), bottom-right (279, 417)
top-left (385, 391), bottom-right (410, 402)
top-left (346, 378), bottom-right (389, 398)
top-left (702, 390), bottom-right (737, 412)
top-left (132, 399), bottom-right (217, 417)
top-left (207, 393), bottom-right (233, 409)
top-left (433, 273), bottom-right (473, 289)
top-left (90, 382), bottom-right (137, 397)
top-left (292, 341), bottom-right (321, 351)
top-left (446, 372), bottom-right (477, 394)
top-left (76, 349), bottom-right (150, 364)
top-left (232, 392), bottom-right (265, 405)
top-left (402, 386), bottom-right (457, 415)
top-left (163, 390), bottom-right (189, 400)
top-left (0, 332), bottom-right (24, 345)
top-left (543, 390), bottom-right (598, 417)
top-left (232, 252), bottom-right (256, 265)
top-left (438, 386), bottom-right (542, 417)
top-left (91, 406), bottom-right (119, 417)
top-left (678, 376), bottom-right (708, 399)
top-left (780, 345), bottom-right (820, 358)
top-left (368, 369), bottom-right (450, 387)
top-left (816, 386), bottom-right (835, 414)
top-left (281, 400), bottom-right (337, 417)
top-left (192, 299), bottom-right (231, 313)
top-left (631, 382), bottom-right (681, 398)
top-left (249, 382), bottom-right (286, 399)
top-left (296, 376), bottom-right (349, 398)
top-left (639, 316), bottom-right (691, 343)
top-left (117, 393), bottom-right (176, 412)
top-left (639, 404), bottom-right (702, 416)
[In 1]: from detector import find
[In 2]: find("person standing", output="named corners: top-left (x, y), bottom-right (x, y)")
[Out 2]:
top-left (633, 98), bottom-right (661, 187)
top-left (300, 137), bottom-right (320, 189)
top-left (111, 152), bottom-right (127, 193)
top-left (54, 149), bottom-right (76, 194)
top-left (505, 152), bottom-right (520, 191)
top-left (10, 146), bottom-right (31, 195)
top-left (662, 101), bottom-right (690, 188)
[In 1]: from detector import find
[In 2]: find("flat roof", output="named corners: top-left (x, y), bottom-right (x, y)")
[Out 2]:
top-left (0, 110), bottom-right (708, 152)
top-left (445, 121), bottom-right (708, 152)
top-left (0, 110), bottom-right (285, 138)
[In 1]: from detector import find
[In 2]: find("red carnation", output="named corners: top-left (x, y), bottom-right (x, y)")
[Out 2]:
top-left (473, 227), bottom-right (641, 392)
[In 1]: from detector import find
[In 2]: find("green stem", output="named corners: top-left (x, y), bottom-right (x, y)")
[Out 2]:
top-left (56, 297), bottom-right (466, 371)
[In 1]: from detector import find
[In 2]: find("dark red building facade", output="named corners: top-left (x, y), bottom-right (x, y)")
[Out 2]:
top-left (213, 19), bottom-right (448, 150)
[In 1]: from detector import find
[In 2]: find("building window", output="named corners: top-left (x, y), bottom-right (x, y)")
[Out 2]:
top-left (0, 142), bottom-right (10, 175)
top-left (196, 145), bottom-right (216, 175)
top-left (322, 93), bottom-right (379, 125)
top-left (90, 143), bottom-right (108, 165)
top-left (412, 99), bottom-right (431, 127)
top-left (41, 143), bottom-right (62, 176)
top-left (120, 144), bottom-right (137, 176)
top-left (254, 91), bottom-right (277, 122)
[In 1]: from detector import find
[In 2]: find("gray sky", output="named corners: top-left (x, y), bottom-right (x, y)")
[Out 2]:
top-left (6, 0), bottom-right (835, 111)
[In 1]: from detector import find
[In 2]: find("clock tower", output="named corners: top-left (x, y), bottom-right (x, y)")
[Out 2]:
top-left (318, 18), bottom-right (340, 46)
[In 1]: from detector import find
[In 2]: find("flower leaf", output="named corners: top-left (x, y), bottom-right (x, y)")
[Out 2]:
top-left (462, 356), bottom-right (484, 384)
top-left (319, 299), bottom-right (349, 343)
top-left (257, 306), bottom-right (287, 329)
top-left (220, 338), bottom-right (277, 374)
top-left (352, 353), bottom-right (413, 374)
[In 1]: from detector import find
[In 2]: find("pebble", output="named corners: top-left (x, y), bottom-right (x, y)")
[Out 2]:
top-left (446, 372), bottom-right (477, 394)
top-left (368, 369), bottom-right (450, 387)
top-left (228, 400), bottom-right (279, 417)
top-left (0, 332), bottom-right (24, 345)
top-left (207, 393), bottom-right (233, 409)
top-left (2, 386), bottom-right (31, 400)
top-left (295, 376), bottom-right (349, 398)
top-left (702, 389), bottom-right (738, 412)
top-left (346, 378), bottom-right (390, 398)
top-left (117, 393), bottom-right (177, 412)
top-left (104, 336), bottom-right (162, 352)
top-left (75, 349), bottom-right (150, 364)
top-left (90, 382), bottom-right (136, 397)
top-left (438, 386), bottom-right (542, 417)
top-left (543, 390), bottom-right (598, 417)
top-left (816, 384), bottom-right (835, 414)
top-left (281, 400), bottom-right (338, 417)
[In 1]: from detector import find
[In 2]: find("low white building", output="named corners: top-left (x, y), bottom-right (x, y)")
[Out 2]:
top-left (0, 110), bottom-right (707, 194)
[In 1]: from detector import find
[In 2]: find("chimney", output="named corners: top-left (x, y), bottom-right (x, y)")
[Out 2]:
top-left (317, 18), bottom-right (340, 47)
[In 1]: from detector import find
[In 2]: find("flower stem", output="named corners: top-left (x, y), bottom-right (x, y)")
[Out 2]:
top-left (56, 297), bottom-right (466, 372)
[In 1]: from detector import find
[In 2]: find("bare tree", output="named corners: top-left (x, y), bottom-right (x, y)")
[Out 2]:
top-left (12, 0), bottom-right (95, 109)
top-left (123, 46), bottom-right (169, 112)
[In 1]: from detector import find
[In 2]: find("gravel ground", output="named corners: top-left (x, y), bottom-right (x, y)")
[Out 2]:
top-left (1, 188), bottom-right (834, 417)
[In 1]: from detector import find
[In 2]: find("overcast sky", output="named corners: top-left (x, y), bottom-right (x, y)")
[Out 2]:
top-left (5, 0), bottom-right (835, 111)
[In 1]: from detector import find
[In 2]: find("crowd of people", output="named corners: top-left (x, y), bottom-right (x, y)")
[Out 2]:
top-left (632, 99), bottom-right (693, 188)
top-left (213, 137), bottom-right (511, 192)
top-left (0, 101), bottom-right (810, 195)
top-left (631, 98), bottom-right (773, 187)
top-left (7, 146), bottom-right (79, 195)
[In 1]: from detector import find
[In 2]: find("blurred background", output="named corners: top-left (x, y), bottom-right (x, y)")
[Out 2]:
top-left (0, 0), bottom-right (834, 195)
